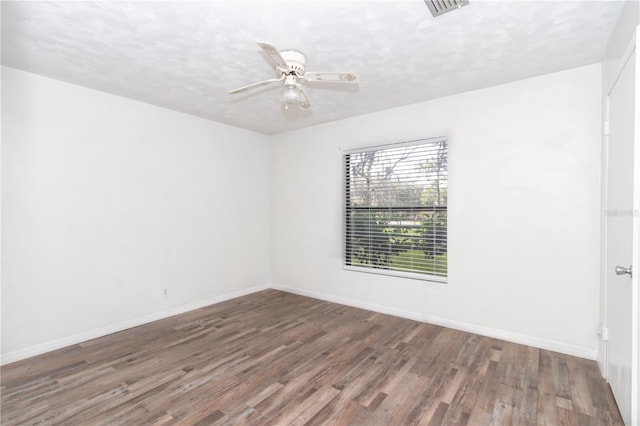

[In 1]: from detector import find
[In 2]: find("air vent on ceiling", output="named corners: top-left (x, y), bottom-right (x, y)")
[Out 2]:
top-left (424, 0), bottom-right (469, 17)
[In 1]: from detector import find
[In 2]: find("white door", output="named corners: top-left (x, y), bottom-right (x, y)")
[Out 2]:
top-left (606, 48), bottom-right (637, 426)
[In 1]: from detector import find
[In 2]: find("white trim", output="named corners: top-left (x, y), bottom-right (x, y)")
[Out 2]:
top-left (270, 283), bottom-right (597, 360)
top-left (597, 357), bottom-right (607, 380)
top-left (0, 284), bottom-right (269, 366)
top-left (2, 281), bottom-right (598, 366)
top-left (607, 34), bottom-right (638, 96)
top-left (342, 136), bottom-right (447, 154)
top-left (631, 29), bottom-right (640, 426)
top-left (343, 265), bottom-right (447, 283)
top-left (270, 283), bottom-right (426, 322)
top-left (602, 93), bottom-right (611, 380)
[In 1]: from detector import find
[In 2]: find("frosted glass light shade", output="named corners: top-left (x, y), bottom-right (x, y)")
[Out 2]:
top-left (282, 85), bottom-right (301, 105)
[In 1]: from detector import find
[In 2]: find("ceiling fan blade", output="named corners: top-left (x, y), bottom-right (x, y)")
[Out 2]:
top-left (303, 72), bottom-right (359, 83)
top-left (298, 87), bottom-right (311, 109)
top-left (258, 41), bottom-right (289, 71)
top-left (228, 76), bottom-right (284, 94)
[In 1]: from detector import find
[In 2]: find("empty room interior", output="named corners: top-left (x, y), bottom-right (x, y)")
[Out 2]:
top-left (1, 0), bottom-right (640, 425)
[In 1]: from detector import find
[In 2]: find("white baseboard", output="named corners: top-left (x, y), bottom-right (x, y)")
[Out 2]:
top-left (597, 343), bottom-right (608, 379)
top-left (270, 283), bottom-right (598, 361)
top-left (1, 284), bottom-right (269, 366)
top-left (2, 282), bottom-right (598, 365)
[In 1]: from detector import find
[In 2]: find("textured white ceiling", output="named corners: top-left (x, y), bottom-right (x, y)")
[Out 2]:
top-left (1, 1), bottom-right (624, 135)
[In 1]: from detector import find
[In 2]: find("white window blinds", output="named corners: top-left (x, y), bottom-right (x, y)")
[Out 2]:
top-left (344, 138), bottom-right (448, 281)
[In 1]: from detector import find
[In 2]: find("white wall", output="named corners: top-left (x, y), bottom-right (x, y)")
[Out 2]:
top-left (270, 64), bottom-right (602, 358)
top-left (1, 62), bottom-right (603, 363)
top-left (1, 67), bottom-right (270, 361)
top-left (599, 0), bottom-right (640, 374)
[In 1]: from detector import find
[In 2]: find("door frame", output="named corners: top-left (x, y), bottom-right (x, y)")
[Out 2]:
top-left (634, 30), bottom-right (640, 426)
top-left (603, 28), bottom-right (639, 424)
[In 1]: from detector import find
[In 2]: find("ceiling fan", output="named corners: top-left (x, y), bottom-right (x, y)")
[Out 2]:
top-left (229, 41), bottom-right (359, 110)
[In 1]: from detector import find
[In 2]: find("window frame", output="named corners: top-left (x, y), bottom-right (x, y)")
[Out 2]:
top-left (342, 137), bottom-right (448, 283)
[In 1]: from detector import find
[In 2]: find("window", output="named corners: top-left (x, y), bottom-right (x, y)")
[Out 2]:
top-left (344, 138), bottom-right (448, 282)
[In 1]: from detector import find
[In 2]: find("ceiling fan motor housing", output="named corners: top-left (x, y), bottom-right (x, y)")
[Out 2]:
top-left (280, 50), bottom-right (306, 74)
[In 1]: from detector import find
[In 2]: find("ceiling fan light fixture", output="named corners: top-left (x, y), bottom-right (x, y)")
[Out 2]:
top-left (229, 41), bottom-right (360, 111)
top-left (282, 85), bottom-right (301, 105)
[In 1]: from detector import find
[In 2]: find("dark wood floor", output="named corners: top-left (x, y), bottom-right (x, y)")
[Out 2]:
top-left (1, 290), bottom-right (622, 425)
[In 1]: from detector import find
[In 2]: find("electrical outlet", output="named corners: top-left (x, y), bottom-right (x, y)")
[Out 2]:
top-left (163, 287), bottom-right (168, 297)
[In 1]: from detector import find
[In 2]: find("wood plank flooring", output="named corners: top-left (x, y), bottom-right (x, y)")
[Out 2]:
top-left (1, 290), bottom-right (623, 425)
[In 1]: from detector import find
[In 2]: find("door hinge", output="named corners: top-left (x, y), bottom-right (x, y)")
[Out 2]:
top-left (604, 121), bottom-right (610, 136)
top-left (602, 326), bottom-right (609, 341)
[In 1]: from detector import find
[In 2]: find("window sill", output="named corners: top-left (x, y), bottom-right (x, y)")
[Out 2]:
top-left (343, 265), bottom-right (447, 284)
